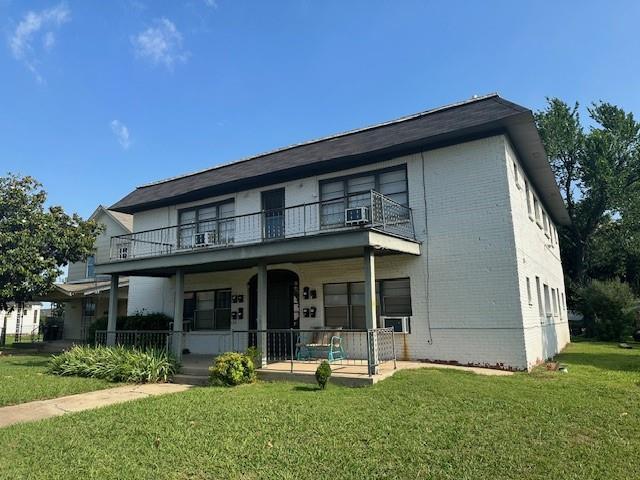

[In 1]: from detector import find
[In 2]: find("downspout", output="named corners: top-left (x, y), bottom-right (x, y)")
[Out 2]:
top-left (420, 151), bottom-right (433, 345)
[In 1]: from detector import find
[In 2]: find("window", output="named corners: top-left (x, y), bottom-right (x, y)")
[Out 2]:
top-left (543, 284), bottom-right (551, 319)
top-left (178, 200), bottom-right (235, 248)
top-left (551, 288), bottom-right (558, 316)
top-left (535, 277), bottom-right (543, 319)
top-left (525, 181), bottom-right (533, 218)
top-left (323, 278), bottom-right (411, 329)
top-left (184, 289), bottom-right (232, 330)
top-left (533, 197), bottom-right (542, 226)
top-left (319, 166), bottom-right (408, 227)
top-left (86, 255), bottom-right (95, 278)
top-left (513, 161), bottom-right (521, 188)
top-left (526, 277), bottom-right (533, 305)
top-left (543, 212), bottom-right (550, 237)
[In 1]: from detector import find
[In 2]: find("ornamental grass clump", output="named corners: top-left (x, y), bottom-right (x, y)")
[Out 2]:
top-left (209, 352), bottom-right (256, 386)
top-left (48, 345), bottom-right (178, 383)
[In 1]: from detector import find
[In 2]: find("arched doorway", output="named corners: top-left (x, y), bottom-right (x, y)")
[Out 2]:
top-left (248, 269), bottom-right (300, 330)
top-left (248, 269), bottom-right (300, 356)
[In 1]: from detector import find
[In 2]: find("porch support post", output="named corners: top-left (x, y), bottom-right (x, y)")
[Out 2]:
top-left (257, 262), bottom-right (268, 366)
top-left (364, 247), bottom-right (378, 375)
top-left (106, 274), bottom-right (119, 346)
top-left (172, 268), bottom-right (184, 360)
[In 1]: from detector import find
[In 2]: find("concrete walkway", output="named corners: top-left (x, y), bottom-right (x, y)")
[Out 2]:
top-left (0, 383), bottom-right (192, 428)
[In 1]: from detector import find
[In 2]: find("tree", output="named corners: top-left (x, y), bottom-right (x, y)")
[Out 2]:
top-left (535, 99), bottom-right (640, 298)
top-left (576, 279), bottom-right (637, 341)
top-left (0, 174), bottom-right (101, 311)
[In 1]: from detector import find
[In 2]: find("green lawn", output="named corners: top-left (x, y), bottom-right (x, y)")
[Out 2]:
top-left (0, 342), bottom-right (639, 479)
top-left (0, 354), bottom-right (114, 407)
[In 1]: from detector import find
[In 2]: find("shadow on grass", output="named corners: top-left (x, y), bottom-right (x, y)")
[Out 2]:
top-left (558, 351), bottom-right (640, 373)
top-left (2, 358), bottom-right (50, 368)
top-left (292, 385), bottom-right (320, 392)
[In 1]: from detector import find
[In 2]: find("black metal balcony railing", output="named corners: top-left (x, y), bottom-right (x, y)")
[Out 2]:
top-left (108, 190), bottom-right (415, 262)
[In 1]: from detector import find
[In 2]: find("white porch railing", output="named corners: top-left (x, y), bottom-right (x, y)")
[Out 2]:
top-left (107, 190), bottom-right (415, 262)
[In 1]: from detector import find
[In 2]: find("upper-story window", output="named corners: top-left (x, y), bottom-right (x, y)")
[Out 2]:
top-left (543, 211), bottom-right (550, 237)
top-left (86, 255), bottom-right (95, 278)
top-left (525, 181), bottom-right (533, 218)
top-left (533, 196), bottom-right (542, 227)
top-left (512, 161), bottom-right (521, 189)
top-left (319, 166), bottom-right (408, 227)
top-left (178, 200), bottom-right (235, 248)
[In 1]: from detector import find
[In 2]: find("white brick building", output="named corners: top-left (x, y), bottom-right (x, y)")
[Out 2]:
top-left (95, 94), bottom-right (570, 371)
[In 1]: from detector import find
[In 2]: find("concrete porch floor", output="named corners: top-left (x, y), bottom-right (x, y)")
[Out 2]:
top-left (258, 360), bottom-right (513, 387)
top-left (175, 355), bottom-right (513, 387)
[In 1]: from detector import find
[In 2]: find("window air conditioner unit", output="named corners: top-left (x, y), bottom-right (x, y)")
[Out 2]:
top-left (381, 316), bottom-right (411, 333)
top-left (345, 206), bottom-right (369, 226)
top-left (193, 231), bottom-right (216, 247)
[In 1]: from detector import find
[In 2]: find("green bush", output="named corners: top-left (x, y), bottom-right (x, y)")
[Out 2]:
top-left (209, 352), bottom-right (256, 386)
top-left (245, 346), bottom-right (262, 369)
top-left (576, 279), bottom-right (638, 341)
top-left (87, 312), bottom-right (173, 344)
top-left (315, 361), bottom-right (332, 389)
top-left (48, 345), bottom-right (178, 383)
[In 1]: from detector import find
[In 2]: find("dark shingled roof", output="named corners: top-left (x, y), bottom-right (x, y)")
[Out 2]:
top-left (110, 94), bottom-right (570, 225)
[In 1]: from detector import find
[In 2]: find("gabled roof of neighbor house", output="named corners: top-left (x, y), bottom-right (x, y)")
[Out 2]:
top-left (33, 278), bottom-right (129, 302)
top-left (89, 205), bottom-right (133, 232)
top-left (110, 94), bottom-right (570, 225)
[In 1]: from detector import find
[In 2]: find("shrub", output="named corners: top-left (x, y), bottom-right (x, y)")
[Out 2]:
top-left (209, 352), bottom-right (256, 386)
top-left (315, 361), bottom-right (332, 389)
top-left (87, 312), bottom-right (173, 344)
top-left (48, 345), bottom-right (178, 383)
top-left (245, 346), bottom-right (262, 369)
top-left (576, 279), bottom-right (638, 341)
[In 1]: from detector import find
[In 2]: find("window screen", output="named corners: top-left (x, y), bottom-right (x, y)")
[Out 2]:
top-left (319, 166), bottom-right (408, 227)
top-left (323, 278), bottom-right (410, 328)
top-left (381, 279), bottom-right (412, 315)
top-left (188, 289), bottom-right (232, 330)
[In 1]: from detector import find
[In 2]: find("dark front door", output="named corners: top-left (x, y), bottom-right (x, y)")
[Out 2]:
top-left (248, 270), bottom-right (300, 358)
top-left (262, 188), bottom-right (285, 240)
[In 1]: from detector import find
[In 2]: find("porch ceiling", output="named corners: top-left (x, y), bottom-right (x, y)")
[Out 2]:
top-left (95, 230), bottom-right (420, 277)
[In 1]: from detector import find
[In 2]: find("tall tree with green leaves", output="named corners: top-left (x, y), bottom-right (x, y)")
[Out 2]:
top-left (536, 99), bottom-right (640, 297)
top-left (0, 174), bottom-right (100, 311)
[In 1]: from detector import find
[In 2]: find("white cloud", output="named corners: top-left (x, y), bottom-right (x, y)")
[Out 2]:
top-left (131, 18), bottom-right (189, 69)
top-left (9, 3), bottom-right (70, 82)
top-left (204, 0), bottom-right (218, 8)
top-left (110, 120), bottom-right (132, 150)
top-left (43, 31), bottom-right (56, 51)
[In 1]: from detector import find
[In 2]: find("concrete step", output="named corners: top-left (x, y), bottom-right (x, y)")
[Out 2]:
top-left (11, 342), bottom-right (43, 349)
top-left (41, 340), bottom-right (75, 353)
top-left (172, 374), bottom-right (209, 386)
top-left (180, 366), bottom-right (210, 376)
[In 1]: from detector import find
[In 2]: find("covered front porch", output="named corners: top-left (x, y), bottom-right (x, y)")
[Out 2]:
top-left (95, 192), bottom-right (420, 377)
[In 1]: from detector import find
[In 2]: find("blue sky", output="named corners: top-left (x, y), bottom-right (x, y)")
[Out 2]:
top-left (1, 0), bottom-right (639, 218)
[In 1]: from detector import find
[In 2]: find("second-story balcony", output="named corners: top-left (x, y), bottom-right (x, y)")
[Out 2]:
top-left (106, 191), bottom-right (417, 264)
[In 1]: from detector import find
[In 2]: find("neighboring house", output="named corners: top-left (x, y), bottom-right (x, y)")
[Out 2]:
top-left (0, 303), bottom-right (42, 339)
top-left (39, 206), bottom-right (132, 342)
top-left (96, 94), bottom-right (570, 371)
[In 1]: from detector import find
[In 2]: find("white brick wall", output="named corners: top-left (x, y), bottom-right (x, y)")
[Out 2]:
top-left (125, 134), bottom-right (568, 370)
top-left (504, 139), bottom-right (570, 368)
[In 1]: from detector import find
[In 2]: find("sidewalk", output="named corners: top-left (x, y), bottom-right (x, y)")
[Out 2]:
top-left (0, 383), bottom-right (192, 428)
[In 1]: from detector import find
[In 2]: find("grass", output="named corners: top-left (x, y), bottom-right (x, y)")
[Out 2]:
top-left (0, 354), bottom-right (114, 407)
top-left (0, 341), bottom-right (639, 479)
